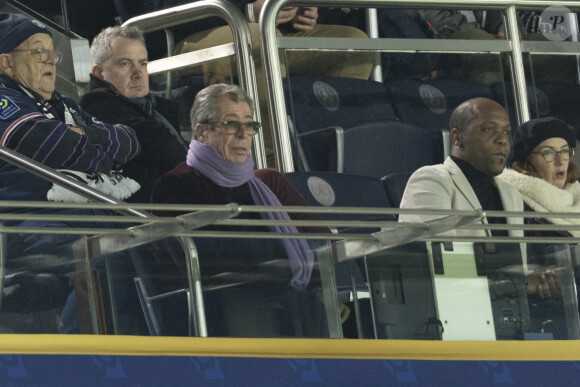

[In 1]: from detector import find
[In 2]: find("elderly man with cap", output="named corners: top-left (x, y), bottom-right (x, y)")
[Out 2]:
top-left (0, 12), bottom-right (141, 328)
top-left (0, 13), bottom-right (140, 203)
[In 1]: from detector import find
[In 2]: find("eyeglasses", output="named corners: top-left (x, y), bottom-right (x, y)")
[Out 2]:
top-left (213, 120), bottom-right (262, 135)
top-left (531, 147), bottom-right (574, 162)
top-left (11, 48), bottom-right (62, 64)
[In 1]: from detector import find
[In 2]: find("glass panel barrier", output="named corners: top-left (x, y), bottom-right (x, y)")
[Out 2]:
top-left (365, 239), bottom-right (580, 341)
top-left (9, 0), bottom-right (65, 28)
top-left (2, 200), bottom-right (580, 341)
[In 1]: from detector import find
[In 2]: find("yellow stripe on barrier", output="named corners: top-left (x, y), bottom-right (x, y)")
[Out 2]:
top-left (1, 335), bottom-right (580, 361)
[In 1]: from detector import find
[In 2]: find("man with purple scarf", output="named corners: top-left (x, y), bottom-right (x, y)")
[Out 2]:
top-left (152, 84), bottom-right (327, 338)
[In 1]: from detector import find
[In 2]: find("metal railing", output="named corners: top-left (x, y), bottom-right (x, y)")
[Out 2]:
top-left (122, 0), bottom-right (267, 169)
top-left (259, 0), bottom-right (580, 172)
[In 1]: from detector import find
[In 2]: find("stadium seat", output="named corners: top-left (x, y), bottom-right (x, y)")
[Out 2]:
top-left (381, 171), bottom-right (413, 210)
top-left (492, 80), bottom-right (580, 137)
top-left (385, 78), bottom-right (495, 162)
top-left (131, 241), bottom-right (192, 336)
top-left (334, 120), bottom-right (432, 179)
top-left (283, 75), bottom-right (397, 171)
top-left (284, 171), bottom-right (396, 338)
top-left (283, 171), bottom-right (395, 230)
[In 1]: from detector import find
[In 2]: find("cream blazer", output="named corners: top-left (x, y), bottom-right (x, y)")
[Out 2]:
top-left (399, 157), bottom-right (524, 238)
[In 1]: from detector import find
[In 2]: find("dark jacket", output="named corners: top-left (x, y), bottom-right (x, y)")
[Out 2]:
top-left (523, 202), bottom-right (573, 266)
top-left (80, 75), bottom-right (188, 203)
top-left (151, 164), bottom-right (327, 278)
top-left (0, 74), bottom-right (140, 204)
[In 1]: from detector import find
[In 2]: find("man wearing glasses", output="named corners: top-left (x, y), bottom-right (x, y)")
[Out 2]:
top-left (0, 12), bottom-right (141, 324)
top-left (151, 83), bottom-right (328, 338)
top-left (81, 25), bottom-right (188, 203)
top-left (0, 13), bottom-right (140, 203)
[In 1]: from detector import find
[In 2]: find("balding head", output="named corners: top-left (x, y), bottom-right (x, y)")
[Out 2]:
top-left (449, 97), bottom-right (511, 176)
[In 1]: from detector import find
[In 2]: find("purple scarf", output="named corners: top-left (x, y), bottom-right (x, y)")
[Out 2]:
top-left (186, 140), bottom-right (314, 289)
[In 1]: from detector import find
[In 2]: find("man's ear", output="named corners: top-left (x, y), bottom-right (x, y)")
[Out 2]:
top-left (450, 127), bottom-right (462, 147)
top-left (0, 54), bottom-right (14, 77)
top-left (195, 123), bottom-right (206, 141)
top-left (91, 64), bottom-right (104, 78)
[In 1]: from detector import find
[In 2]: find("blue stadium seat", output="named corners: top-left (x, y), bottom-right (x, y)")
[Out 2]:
top-left (385, 78), bottom-right (495, 162)
top-left (381, 171), bottom-right (413, 210)
top-left (284, 171), bottom-right (395, 229)
top-left (492, 81), bottom-right (580, 137)
top-left (284, 171), bottom-right (395, 338)
top-left (283, 76), bottom-right (397, 171)
top-left (334, 120), bottom-right (432, 179)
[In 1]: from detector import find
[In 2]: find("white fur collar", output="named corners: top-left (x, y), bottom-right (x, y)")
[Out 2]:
top-left (499, 169), bottom-right (580, 236)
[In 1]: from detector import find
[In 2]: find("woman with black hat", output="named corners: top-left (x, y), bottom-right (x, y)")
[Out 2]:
top-left (499, 116), bottom-right (580, 237)
top-left (499, 116), bottom-right (580, 338)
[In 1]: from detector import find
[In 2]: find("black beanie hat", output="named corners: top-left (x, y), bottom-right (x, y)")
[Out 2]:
top-left (0, 13), bottom-right (52, 55)
top-left (509, 116), bottom-right (576, 164)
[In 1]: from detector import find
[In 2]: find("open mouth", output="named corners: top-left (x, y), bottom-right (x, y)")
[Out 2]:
top-left (556, 171), bottom-right (566, 179)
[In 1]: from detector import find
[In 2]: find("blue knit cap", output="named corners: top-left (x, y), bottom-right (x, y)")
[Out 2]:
top-left (0, 13), bottom-right (52, 54)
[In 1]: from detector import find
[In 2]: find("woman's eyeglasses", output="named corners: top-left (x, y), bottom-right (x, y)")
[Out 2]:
top-left (532, 147), bottom-right (574, 162)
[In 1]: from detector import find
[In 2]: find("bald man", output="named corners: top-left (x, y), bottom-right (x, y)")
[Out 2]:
top-left (399, 97), bottom-right (524, 238)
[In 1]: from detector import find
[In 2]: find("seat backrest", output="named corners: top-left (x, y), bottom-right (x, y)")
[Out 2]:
top-left (386, 78), bottom-right (494, 163)
top-left (492, 80), bottom-right (580, 138)
top-left (284, 171), bottom-right (395, 310)
top-left (338, 120), bottom-right (433, 179)
top-left (381, 171), bottom-right (413, 209)
top-left (284, 171), bottom-right (395, 227)
top-left (131, 241), bottom-right (190, 336)
top-left (284, 75), bottom-right (397, 135)
top-left (386, 78), bottom-right (495, 132)
top-left (284, 76), bottom-right (397, 171)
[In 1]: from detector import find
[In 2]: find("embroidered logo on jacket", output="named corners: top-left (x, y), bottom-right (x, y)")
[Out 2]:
top-left (0, 96), bottom-right (20, 119)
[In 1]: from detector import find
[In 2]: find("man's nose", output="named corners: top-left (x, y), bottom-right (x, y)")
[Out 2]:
top-left (235, 126), bottom-right (249, 138)
top-left (496, 131), bottom-right (510, 144)
top-left (45, 52), bottom-right (58, 65)
top-left (132, 65), bottom-right (144, 78)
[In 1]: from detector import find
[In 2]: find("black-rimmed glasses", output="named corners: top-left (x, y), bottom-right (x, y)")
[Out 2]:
top-left (11, 48), bottom-right (62, 64)
top-left (531, 147), bottom-right (574, 162)
top-left (213, 120), bottom-right (262, 135)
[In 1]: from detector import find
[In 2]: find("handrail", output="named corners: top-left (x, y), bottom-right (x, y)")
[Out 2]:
top-left (73, 204), bottom-right (240, 335)
top-left (260, 0), bottom-right (580, 172)
top-left (122, 0), bottom-right (267, 169)
top-left (0, 146), bottom-right (150, 218)
top-left (0, 147), bottom-right (230, 337)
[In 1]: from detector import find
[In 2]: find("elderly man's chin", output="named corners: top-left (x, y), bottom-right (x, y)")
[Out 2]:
top-left (227, 151), bottom-right (250, 163)
top-left (40, 80), bottom-right (55, 99)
